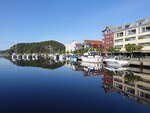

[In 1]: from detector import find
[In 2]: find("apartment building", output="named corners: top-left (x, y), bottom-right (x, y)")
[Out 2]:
top-left (113, 18), bottom-right (150, 51)
top-left (102, 26), bottom-right (117, 49)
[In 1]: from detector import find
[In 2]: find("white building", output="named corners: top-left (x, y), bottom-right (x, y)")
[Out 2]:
top-left (65, 41), bottom-right (84, 52)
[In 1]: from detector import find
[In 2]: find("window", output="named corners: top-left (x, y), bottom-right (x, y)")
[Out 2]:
top-left (110, 40), bottom-right (113, 43)
top-left (115, 39), bottom-right (123, 43)
top-left (141, 26), bottom-right (150, 32)
top-left (140, 92), bottom-right (150, 99)
top-left (139, 42), bottom-right (150, 46)
top-left (105, 41), bottom-right (109, 44)
top-left (125, 37), bottom-right (136, 41)
top-left (146, 26), bottom-right (150, 32)
top-left (114, 78), bottom-right (122, 83)
top-left (138, 85), bottom-right (150, 91)
top-left (115, 45), bottom-right (123, 48)
top-left (126, 87), bottom-right (135, 94)
top-left (125, 81), bottom-right (135, 86)
top-left (138, 34), bottom-right (150, 39)
top-left (115, 83), bottom-right (122, 89)
top-left (117, 32), bottom-right (124, 37)
top-left (105, 40), bottom-right (113, 44)
top-left (127, 29), bottom-right (136, 35)
top-left (141, 78), bottom-right (150, 83)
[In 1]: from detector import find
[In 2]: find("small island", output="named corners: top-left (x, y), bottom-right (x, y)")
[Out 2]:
top-left (4, 40), bottom-right (65, 55)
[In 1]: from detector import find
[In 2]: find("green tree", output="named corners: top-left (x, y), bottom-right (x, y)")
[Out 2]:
top-left (125, 44), bottom-right (143, 52)
top-left (95, 48), bottom-right (103, 55)
top-left (83, 48), bottom-right (89, 53)
top-left (125, 44), bottom-right (143, 58)
top-left (107, 47), bottom-right (120, 55)
top-left (6, 40), bottom-right (65, 55)
top-left (124, 74), bottom-right (142, 84)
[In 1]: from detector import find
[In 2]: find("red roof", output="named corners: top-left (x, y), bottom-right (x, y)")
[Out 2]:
top-left (75, 43), bottom-right (84, 46)
top-left (84, 40), bottom-right (103, 44)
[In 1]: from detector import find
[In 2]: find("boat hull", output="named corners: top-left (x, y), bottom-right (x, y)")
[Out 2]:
top-left (103, 59), bottom-right (129, 67)
top-left (81, 56), bottom-right (103, 63)
top-left (81, 62), bottom-right (102, 70)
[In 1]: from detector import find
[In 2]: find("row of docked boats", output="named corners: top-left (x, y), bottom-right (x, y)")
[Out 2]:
top-left (11, 52), bottom-right (129, 68)
top-left (68, 52), bottom-right (129, 68)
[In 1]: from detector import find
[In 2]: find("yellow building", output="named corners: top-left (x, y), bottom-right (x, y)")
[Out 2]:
top-left (113, 18), bottom-right (150, 51)
top-left (113, 70), bottom-right (150, 104)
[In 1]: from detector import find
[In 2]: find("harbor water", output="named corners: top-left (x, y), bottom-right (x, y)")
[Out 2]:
top-left (0, 57), bottom-right (150, 113)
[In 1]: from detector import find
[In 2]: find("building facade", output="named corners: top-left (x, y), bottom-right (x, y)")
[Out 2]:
top-left (65, 41), bottom-right (84, 52)
top-left (75, 43), bottom-right (84, 50)
top-left (113, 70), bottom-right (150, 104)
top-left (102, 26), bottom-right (116, 49)
top-left (84, 40), bottom-right (103, 49)
top-left (113, 18), bottom-right (150, 51)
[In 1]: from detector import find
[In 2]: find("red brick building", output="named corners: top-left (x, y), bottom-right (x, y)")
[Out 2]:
top-left (102, 26), bottom-right (117, 49)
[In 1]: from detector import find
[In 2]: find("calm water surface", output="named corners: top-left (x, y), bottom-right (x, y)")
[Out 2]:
top-left (0, 57), bottom-right (150, 113)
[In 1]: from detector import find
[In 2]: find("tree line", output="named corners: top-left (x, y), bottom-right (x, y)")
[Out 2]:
top-left (68, 44), bottom-right (143, 54)
top-left (5, 40), bottom-right (65, 54)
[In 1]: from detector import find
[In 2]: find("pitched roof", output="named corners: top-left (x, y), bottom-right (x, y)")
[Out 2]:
top-left (102, 26), bottom-right (119, 32)
top-left (75, 43), bottom-right (84, 46)
top-left (84, 40), bottom-right (103, 44)
top-left (102, 17), bottom-right (150, 33)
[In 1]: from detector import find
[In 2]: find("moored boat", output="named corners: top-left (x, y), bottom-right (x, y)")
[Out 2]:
top-left (70, 55), bottom-right (78, 62)
top-left (80, 62), bottom-right (102, 70)
top-left (103, 56), bottom-right (129, 67)
top-left (81, 52), bottom-right (103, 63)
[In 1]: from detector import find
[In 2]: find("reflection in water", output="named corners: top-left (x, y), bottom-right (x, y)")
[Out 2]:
top-left (8, 57), bottom-right (65, 70)
top-left (109, 68), bottom-right (150, 105)
top-left (65, 61), bottom-right (103, 77)
top-left (66, 61), bottom-right (150, 105)
top-left (2, 57), bottom-right (150, 107)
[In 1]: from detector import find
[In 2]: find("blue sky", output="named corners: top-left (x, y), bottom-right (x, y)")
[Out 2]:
top-left (0, 0), bottom-right (150, 50)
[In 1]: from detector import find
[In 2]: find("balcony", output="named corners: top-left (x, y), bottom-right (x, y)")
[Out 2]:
top-left (141, 26), bottom-right (150, 33)
top-left (127, 29), bottom-right (136, 35)
top-left (116, 32), bottom-right (124, 37)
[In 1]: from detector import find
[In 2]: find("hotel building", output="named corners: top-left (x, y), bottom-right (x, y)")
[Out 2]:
top-left (113, 17), bottom-right (150, 51)
top-left (102, 26), bottom-right (117, 49)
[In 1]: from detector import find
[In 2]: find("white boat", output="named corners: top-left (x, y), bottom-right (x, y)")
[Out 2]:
top-left (53, 54), bottom-right (59, 61)
top-left (81, 52), bottom-right (103, 63)
top-left (59, 54), bottom-right (66, 61)
top-left (70, 56), bottom-right (78, 62)
top-left (103, 56), bottom-right (129, 67)
top-left (104, 66), bottom-right (127, 75)
top-left (81, 62), bottom-right (102, 70)
top-left (104, 66), bottom-right (127, 72)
